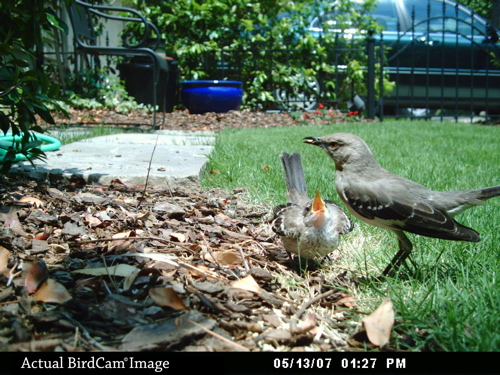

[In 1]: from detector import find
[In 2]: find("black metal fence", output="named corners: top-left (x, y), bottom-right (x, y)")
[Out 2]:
top-left (214, 3), bottom-right (500, 122)
top-left (376, 8), bottom-right (500, 122)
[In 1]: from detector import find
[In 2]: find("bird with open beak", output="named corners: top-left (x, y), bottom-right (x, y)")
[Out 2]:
top-left (272, 152), bottom-right (353, 261)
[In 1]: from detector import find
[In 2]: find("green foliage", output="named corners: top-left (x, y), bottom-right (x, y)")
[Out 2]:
top-left (0, 0), bottom-right (68, 173)
top-left (127, 0), bottom-right (387, 110)
top-left (63, 67), bottom-right (149, 114)
top-left (458, 0), bottom-right (491, 19)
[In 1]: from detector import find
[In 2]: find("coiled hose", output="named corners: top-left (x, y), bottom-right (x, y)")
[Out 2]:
top-left (0, 133), bottom-right (62, 163)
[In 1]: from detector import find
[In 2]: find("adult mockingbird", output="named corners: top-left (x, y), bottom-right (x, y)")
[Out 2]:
top-left (304, 132), bottom-right (500, 276)
top-left (272, 152), bottom-right (353, 261)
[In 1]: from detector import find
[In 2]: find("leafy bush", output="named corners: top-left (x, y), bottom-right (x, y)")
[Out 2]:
top-left (0, 1), bottom-right (68, 173)
top-left (63, 67), bottom-right (149, 114)
top-left (127, 0), bottom-right (386, 110)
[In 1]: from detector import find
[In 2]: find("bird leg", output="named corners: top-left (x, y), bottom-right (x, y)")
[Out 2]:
top-left (383, 231), bottom-right (413, 277)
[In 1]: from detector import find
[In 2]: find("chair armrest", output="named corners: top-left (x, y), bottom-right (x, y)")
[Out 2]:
top-left (74, 0), bottom-right (161, 50)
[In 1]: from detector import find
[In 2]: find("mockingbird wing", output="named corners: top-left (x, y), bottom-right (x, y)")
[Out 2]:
top-left (271, 204), bottom-right (305, 239)
top-left (339, 178), bottom-right (480, 242)
top-left (325, 200), bottom-right (354, 235)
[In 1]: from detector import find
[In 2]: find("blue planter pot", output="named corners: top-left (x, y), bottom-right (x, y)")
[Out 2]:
top-left (181, 80), bottom-right (243, 114)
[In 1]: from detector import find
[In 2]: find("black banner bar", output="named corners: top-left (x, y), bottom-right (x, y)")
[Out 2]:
top-left (1, 351), bottom-right (494, 375)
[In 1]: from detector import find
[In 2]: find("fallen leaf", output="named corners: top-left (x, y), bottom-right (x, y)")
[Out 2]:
top-left (337, 295), bottom-right (357, 308)
top-left (123, 266), bottom-right (141, 291)
top-left (264, 328), bottom-right (292, 342)
top-left (34, 278), bottom-right (72, 304)
top-left (170, 232), bottom-right (186, 243)
top-left (153, 202), bottom-right (186, 218)
top-left (123, 252), bottom-right (179, 268)
top-left (72, 263), bottom-right (140, 278)
top-left (121, 310), bottom-right (215, 351)
top-left (25, 259), bottom-right (49, 294)
top-left (294, 313), bottom-right (317, 334)
top-left (231, 275), bottom-right (261, 293)
top-left (84, 214), bottom-right (102, 228)
top-left (4, 207), bottom-right (28, 237)
top-left (34, 232), bottom-right (51, 240)
top-left (107, 230), bottom-right (136, 252)
top-left (48, 243), bottom-right (70, 253)
top-left (203, 250), bottom-right (242, 266)
top-left (188, 264), bottom-right (212, 278)
top-left (19, 196), bottom-right (44, 208)
top-left (362, 297), bottom-right (394, 347)
top-left (149, 287), bottom-right (187, 310)
top-left (31, 239), bottom-right (49, 253)
top-left (0, 246), bottom-right (10, 275)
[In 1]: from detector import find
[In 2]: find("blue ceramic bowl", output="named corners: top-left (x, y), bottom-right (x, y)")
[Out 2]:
top-left (181, 80), bottom-right (243, 114)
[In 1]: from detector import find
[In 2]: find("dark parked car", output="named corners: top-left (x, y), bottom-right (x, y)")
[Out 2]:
top-left (285, 0), bottom-right (500, 115)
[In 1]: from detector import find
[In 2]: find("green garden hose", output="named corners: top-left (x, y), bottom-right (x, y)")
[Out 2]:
top-left (0, 133), bottom-right (62, 163)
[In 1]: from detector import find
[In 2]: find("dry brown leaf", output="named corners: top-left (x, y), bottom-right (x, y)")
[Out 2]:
top-left (295, 313), bottom-right (318, 334)
top-left (108, 230), bottom-right (136, 251)
top-left (25, 259), bottom-right (49, 294)
top-left (149, 287), bottom-right (187, 310)
top-left (337, 295), bottom-right (357, 308)
top-left (188, 264), bottom-right (212, 278)
top-left (48, 243), bottom-right (70, 253)
top-left (170, 232), bottom-right (186, 243)
top-left (124, 252), bottom-right (179, 267)
top-left (0, 246), bottom-right (10, 275)
top-left (231, 275), bottom-right (261, 293)
top-left (4, 207), bottom-right (28, 237)
top-left (203, 250), bottom-right (242, 266)
top-left (72, 263), bottom-right (140, 278)
top-left (34, 278), bottom-right (72, 304)
top-left (123, 266), bottom-right (141, 291)
top-left (84, 214), bottom-right (102, 228)
top-left (19, 196), bottom-right (44, 208)
top-left (362, 297), bottom-right (394, 347)
top-left (34, 231), bottom-right (51, 240)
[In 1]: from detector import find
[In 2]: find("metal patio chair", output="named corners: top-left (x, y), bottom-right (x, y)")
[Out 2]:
top-left (67, 0), bottom-right (174, 128)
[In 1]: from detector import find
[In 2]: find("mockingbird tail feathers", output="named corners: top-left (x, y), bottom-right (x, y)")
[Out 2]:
top-left (281, 152), bottom-right (308, 203)
top-left (473, 185), bottom-right (500, 200)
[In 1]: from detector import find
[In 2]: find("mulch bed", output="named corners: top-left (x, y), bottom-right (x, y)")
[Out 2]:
top-left (0, 109), bottom-right (382, 353)
top-left (48, 107), bottom-right (366, 131)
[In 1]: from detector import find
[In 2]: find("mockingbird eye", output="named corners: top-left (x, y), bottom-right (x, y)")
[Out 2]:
top-left (328, 142), bottom-right (339, 149)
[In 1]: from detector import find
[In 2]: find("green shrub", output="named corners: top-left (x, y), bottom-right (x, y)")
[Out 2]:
top-left (127, 0), bottom-right (386, 110)
top-left (0, 1), bottom-right (68, 173)
top-left (63, 67), bottom-right (149, 114)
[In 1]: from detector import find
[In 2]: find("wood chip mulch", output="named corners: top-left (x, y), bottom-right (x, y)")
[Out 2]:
top-left (0, 173), bottom-right (369, 352)
top-left (1, 109), bottom-right (379, 353)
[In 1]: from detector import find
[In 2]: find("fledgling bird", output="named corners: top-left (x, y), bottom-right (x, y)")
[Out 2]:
top-left (304, 132), bottom-right (500, 277)
top-left (271, 152), bottom-right (353, 262)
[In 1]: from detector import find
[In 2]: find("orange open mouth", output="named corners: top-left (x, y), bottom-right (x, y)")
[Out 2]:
top-left (312, 190), bottom-right (326, 213)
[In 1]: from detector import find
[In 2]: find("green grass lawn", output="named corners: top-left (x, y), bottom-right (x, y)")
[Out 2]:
top-left (202, 119), bottom-right (500, 351)
top-left (45, 125), bottom-right (143, 145)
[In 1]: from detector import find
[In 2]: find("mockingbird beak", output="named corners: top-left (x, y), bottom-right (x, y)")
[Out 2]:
top-left (303, 137), bottom-right (322, 146)
top-left (311, 190), bottom-right (326, 213)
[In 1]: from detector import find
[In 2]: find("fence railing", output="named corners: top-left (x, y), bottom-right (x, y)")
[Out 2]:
top-left (215, 9), bottom-right (500, 122)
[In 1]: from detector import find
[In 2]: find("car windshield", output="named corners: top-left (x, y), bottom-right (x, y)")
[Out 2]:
top-left (405, 0), bottom-right (484, 36)
top-left (309, 0), bottom-right (399, 32)
top-left (310, 0), bottom-right (486, 35)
